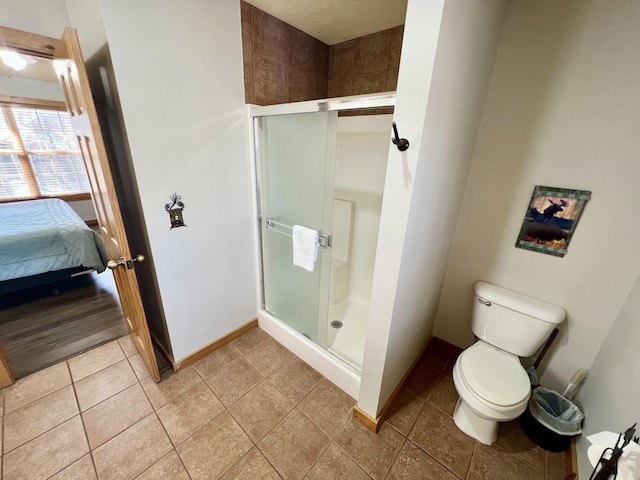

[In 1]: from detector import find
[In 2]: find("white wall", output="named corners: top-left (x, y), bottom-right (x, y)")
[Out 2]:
top-left (96, 0), bottom-right (257, 361)
top-left (65, 0), bottom-right (107, 59)
top-left (334, 115), bottom-right (390, 301)
top-left (0, 0), bottom-right (70, 38)
top-left (0, 77), bottom-right (64, 101)
top-left (433, 0), bottom-right (640, 392)
top-left (576, 272), bottom-right (640, 476)
top-left (358, 0), bottom-right (507, 416)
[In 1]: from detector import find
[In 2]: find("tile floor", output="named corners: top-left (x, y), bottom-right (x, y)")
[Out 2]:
top-left (0, 328), bottom-right (569, 479)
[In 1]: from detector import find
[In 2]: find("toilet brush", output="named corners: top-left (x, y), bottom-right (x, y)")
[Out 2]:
top-left (562, 369), bottom-right (585, 400)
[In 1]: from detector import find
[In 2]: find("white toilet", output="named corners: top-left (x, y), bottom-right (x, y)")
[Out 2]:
top-left (452, 281), bottom-right (565, 445)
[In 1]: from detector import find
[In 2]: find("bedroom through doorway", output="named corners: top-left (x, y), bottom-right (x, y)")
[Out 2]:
top-left (0, 50), bottom-right (128, 379)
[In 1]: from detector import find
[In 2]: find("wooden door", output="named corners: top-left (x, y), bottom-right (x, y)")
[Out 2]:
top-left (53, 28), bottom-right (160, 381)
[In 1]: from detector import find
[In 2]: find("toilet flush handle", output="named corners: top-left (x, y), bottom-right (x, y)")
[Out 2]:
top-left (477, 298), bottom-right (491, 307)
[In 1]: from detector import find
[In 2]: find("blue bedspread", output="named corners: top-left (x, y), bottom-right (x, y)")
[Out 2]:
top-left (0, 199), bottom-right (108, 281)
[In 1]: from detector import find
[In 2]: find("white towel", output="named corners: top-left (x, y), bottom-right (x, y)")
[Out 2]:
top-left (292, 225), bottom-right (318, 272)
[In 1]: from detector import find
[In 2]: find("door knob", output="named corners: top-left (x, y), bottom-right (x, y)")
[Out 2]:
top-left (107, 258), bottom-right (125, 269)
top-left (107, 255), bottom-right (144, 270)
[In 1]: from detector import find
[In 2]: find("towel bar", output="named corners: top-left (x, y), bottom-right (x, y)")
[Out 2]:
top-left (264, 218), bottom-right (332, 249)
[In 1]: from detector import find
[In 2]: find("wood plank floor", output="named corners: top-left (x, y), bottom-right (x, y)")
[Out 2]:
top-left (0, 271), bottom-right (128, 378)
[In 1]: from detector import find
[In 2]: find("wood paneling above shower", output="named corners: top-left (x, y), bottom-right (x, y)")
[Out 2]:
top-left (240, 0), bottom-right (403, 107)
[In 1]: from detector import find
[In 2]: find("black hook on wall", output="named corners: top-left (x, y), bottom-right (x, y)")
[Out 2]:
top-left (391, 122), bottom-right (410, 152)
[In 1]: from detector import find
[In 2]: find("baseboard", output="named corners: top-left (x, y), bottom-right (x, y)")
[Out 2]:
top-left (353, 335), bottom-right (434, 433)
top-left (353, 406), bottom-right (379, 432)
top-left (173, 319), bottom-right (258, 371)
top-left (568, 437), bottom-right (578, 477)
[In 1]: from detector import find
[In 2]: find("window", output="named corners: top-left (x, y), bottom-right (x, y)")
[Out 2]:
top-left (0, 99), bottom-right (89, 201)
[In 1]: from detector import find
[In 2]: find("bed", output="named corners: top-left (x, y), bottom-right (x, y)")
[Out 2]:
top-left (0, 199), bottom-right (108, 295)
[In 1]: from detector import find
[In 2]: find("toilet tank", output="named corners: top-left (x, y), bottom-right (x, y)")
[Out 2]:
top-left (472, 281), bottom-right (565, 357)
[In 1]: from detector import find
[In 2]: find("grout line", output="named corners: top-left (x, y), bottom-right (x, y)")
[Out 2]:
top-left (464, 441), bottom-right (479, 479)
top-left (68, 360), bottom-right (99, 479)
top-left (382, 437), bottom-right (407, 480)
top-left (67, 339), bottom-right (127, 384)
top-left (331, 442), bottom-right (374, 479)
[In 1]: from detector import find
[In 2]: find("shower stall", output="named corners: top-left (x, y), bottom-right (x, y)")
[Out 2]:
top-left (250, 94), bottom-right (394, 393)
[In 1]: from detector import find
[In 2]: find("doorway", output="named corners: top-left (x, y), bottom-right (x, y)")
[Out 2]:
top-left (0, 25), bottom-right (163, 386)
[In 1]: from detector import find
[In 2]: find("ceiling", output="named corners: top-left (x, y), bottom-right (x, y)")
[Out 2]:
top-left (245, 0), bottom-right (408, 45)
top-left (0, 55), bottom-right (57, 83)
top-left (1, 0), bottom-right (409, 83)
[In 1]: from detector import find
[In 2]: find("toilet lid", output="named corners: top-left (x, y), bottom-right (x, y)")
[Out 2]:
top-left (460, 343), bottom-right (530, 407)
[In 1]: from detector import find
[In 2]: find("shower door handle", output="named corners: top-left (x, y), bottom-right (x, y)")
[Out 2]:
top-left (318, 235), bottom-right (332, 249)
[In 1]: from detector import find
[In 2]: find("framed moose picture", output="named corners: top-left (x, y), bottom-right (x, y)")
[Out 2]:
top-left (515, 186), bottom-right (591, 257)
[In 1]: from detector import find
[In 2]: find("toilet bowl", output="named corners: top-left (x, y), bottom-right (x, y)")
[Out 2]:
top-left (452, 341), bottom-right (530, 445)
top-left (451, 281), bottom-right (565, 445)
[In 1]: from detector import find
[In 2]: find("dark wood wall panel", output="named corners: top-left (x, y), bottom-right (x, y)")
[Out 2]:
top-left (241, 1), bottom-right (404, 106)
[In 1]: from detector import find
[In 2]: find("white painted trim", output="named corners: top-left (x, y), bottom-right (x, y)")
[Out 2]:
top-left (258, 310), bottom-right (360, 399)
top-left (248, 92), bottom-right (396, 118)
top-left (246, 105), bottom-right (264, 314)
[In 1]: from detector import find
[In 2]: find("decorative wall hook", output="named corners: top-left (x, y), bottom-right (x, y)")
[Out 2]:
top-left (165, 193), bottom-right (186, 229)
top-left (391, 122), bottom-right (409, 151)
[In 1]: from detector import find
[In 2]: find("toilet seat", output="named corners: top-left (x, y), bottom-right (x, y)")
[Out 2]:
top-left (459, 343), bottom-right (530, 407)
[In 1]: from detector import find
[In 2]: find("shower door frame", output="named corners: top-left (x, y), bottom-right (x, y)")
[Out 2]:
top-left (248, 92), bottom-right (396, 397)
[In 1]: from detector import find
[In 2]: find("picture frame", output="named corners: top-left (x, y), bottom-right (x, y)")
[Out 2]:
top-left (515, 185), bottom-right (591, 257)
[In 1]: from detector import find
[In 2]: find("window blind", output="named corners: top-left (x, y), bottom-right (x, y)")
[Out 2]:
top-left (0, 102), bottom-right (89, 200)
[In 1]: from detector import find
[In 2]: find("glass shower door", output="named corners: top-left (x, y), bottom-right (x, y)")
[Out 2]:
top-left (257, 111), bottom-right (337, 344)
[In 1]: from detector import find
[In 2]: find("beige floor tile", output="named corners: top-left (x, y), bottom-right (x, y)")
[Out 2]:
top-left (68, 341), bottom-right (126, 382)
top-left (269, 357), bottom-right (323, 404)
top-left (157, 381), bottom-right (225, 445)
top-left (245, 337), bottom-right (295, 377)
top-left (137, 450), bottom-right (190, 480)
top-left (221, 448), bottom-right (281, 479)
top-left (468, 443), bottom-right (545, 480)
top-left (427, 374), bottom-right (459, 416)
top-left (128, 354), bottom-right (151, 381)
top-left (409, 403), bottom-right (475, 478)
top-left (49, 454), bottom-right (96, 480)
top-left (494, 420), bottom-right (546, 473)
top-left (259, 408), bottom-right (331, 480)
top-left (404, 362), bottom-right (441, 399)
top-left (335, 419), bottom-right (404, 480)
top-left (177, 411), bottom-right (253, 480)
top-left (82, 383), bottom-right (153, 449)
top-left (385, 388), bottom-right (426, 436)
top-left (3, 362), bottom-right (71, 414)
top-left (420, 337), bottom-right (460, 373)
top-left (305, 443), bottom-right (371, 480)
top-left (117, 335), bottom-right (138, 358)
top-left (93, 414), bottom-right (173, 480)
top-left (4, 385), bottom-right (79, 453)
top-left (229, 327), bottom-right (270, 355)
top-left (193, 343), bottom-right (240, 379)
top-left (140, 366), bottom-right (201, 409)
top-left (205, 357), bottom-right (263, 407)
top-left (387, 441), bottom-right (458, 479)
top-left (3, 416), bottom-right (89, 480)
top-left (74, 359), bottom-right (137, 411)
top-left (298, 379), bottom-right (356, 438)
top-left (229, 380), bottom-right (293, 442)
